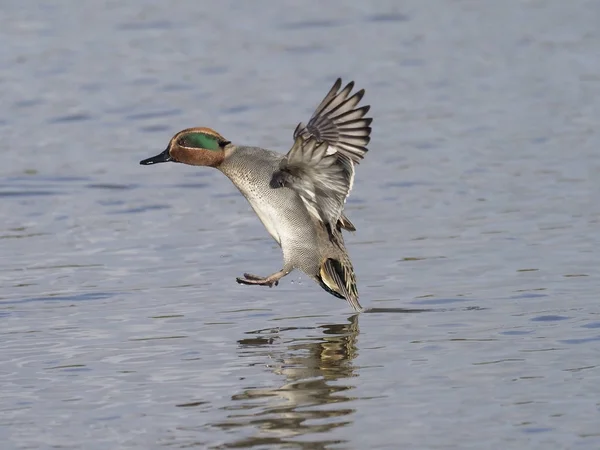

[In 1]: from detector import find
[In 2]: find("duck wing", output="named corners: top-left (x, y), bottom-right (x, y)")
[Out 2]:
top-left (270, 78), bottom-right (372, 231)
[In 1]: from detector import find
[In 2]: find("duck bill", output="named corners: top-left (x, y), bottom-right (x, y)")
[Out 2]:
top-left (140, 147), bottom-right (171, 165)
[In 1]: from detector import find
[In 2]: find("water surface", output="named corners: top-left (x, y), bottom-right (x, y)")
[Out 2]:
top-left (1, 1), bottom-right (600, 448)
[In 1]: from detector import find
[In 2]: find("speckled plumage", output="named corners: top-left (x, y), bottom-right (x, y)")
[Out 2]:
top-left (140, 79), bottom-right (372, 312)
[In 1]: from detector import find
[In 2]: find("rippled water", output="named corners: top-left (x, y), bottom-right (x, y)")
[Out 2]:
top-left (2, 1), bottom-right (600, 449)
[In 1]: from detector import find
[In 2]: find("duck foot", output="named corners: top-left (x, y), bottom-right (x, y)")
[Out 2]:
top-left (236, 271), bottom-right (285, 288)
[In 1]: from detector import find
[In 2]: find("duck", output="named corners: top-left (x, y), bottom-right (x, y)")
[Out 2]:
top-left (140, 78), bottom-right (372, 312)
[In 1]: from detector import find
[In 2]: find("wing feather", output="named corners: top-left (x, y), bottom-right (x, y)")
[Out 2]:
top-left (271, 79), bottom-right (372, 230)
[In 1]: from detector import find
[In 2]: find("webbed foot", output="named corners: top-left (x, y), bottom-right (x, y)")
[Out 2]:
top-left (236, 270), bottom-right (288, 288)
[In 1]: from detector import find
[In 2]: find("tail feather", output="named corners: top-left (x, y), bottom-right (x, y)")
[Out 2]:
top-left (318, 258), bottom-right (363, 312)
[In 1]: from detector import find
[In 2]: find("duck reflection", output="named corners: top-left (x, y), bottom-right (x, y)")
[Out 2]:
top-left (213, 314), bottom-right (360, 448)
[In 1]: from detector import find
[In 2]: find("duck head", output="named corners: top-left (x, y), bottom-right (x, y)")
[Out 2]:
top-left (140, 127), bottom-right (231, 168)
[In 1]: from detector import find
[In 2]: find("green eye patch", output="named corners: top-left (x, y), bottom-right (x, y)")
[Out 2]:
top-left (178, 133), bottom-right (220, 150)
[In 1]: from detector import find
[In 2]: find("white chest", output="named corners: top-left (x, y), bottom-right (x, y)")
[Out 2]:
top-left (232, 177), bottom-right (283, 245)
top-left (247, 199), bottom-right (281, 245)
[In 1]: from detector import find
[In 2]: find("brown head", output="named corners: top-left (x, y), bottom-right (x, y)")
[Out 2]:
top-left (140, 127), bottom-right (231, 168)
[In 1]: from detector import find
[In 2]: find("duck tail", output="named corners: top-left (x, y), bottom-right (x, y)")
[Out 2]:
top-left (317, 257), bottom-right (363, 312)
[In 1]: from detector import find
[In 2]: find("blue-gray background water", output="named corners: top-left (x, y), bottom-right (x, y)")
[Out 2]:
top-left (2, 1), bottom-right (599, 449)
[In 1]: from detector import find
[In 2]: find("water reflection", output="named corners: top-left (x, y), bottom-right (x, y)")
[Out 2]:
top-left (213, 315), bottom-right (360, 448)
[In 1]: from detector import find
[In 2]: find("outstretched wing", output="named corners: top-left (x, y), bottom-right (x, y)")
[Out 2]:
top-left (271, 78), bottom-right (372, 230)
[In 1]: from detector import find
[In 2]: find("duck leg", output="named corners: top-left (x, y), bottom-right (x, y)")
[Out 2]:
top-left (236, 269), bottom-right (288, 288)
